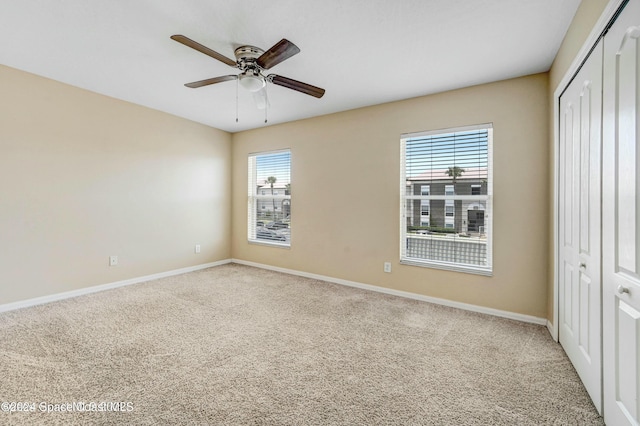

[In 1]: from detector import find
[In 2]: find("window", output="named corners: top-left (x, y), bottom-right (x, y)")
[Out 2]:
top-left (248, 150), bottom-right (291, 247)
top-left (420, 200), bottom-right (430, 227)
top-left (445, 185), bottom-right (454, 196)
top-left (401, 124), bottom-right (492, 275)
top-left (445, 200), bottom-right (455, 227)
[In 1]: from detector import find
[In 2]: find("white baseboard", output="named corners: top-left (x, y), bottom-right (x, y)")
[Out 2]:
top-left (231, 259), bottom-right (547, 326)
top-left (0, 259), bottom-right (232, 313)
top-left (3, 258), bottom-right (548, 327)
top-left (546, 320), bottom-right (558, 342)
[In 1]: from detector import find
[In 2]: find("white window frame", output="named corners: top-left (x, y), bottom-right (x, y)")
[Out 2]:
top-left (400, 123), bottom-right (493, 276)
top-left (248, 149), bottom-right (291, 248)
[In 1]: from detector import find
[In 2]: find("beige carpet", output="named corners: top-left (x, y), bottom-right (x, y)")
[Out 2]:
top-left (0, 264), bottom-right (602, 425)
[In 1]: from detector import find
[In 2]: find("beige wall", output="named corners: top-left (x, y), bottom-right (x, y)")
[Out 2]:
top-left (546, 0), bottom-right (609, 322)
top-left (549, 0), bottom-right (609, 93)
top-left (0, 65), bottom-right (232, 305)
top-left (232, 74), bottom-right (550, 318)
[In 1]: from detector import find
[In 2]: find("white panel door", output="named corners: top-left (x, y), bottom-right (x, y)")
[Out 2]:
top-left (559, 38), bottom-right (603, 414)
top-left (603, 0), bottom-right (640, 424)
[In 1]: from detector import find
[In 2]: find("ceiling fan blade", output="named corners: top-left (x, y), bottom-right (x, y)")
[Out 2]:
top-left (257, 39), bottom-right (300, 70)
top-left (268, 75), bottom-right (325, 98)
top-left (171, 35), bottom-right (237, 67)
top-left (185, 75), bottom-right (237, 88)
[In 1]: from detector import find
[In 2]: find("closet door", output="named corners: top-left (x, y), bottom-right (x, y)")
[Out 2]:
top-left (559, 38), bottom-right (603, 414)
top-left (602, 0), bottom-right (640, 424)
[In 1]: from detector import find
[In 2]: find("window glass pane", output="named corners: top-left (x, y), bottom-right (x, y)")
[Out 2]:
top-left (401, 125), bottom-right (492, 274)
top-left (248, 150), bottom-right (291, 246)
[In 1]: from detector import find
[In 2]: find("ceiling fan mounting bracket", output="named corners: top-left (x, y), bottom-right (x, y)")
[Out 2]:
top-left (234, 45), bottom-right (264, 61)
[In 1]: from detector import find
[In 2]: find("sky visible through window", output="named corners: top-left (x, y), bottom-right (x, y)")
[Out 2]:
top-left (255, 151), bottom-right (291, 186)
top-left (405, 129), bottom-right (488, 178)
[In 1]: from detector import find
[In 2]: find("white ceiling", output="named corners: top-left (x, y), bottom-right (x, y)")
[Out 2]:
top-left (0, 0), bottom-right (580, 132)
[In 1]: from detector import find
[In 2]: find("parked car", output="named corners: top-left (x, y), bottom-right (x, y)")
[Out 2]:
top-left (256, 229), bottom-right (286, 241)
top-left (265, 221), bottom-right (289, 230)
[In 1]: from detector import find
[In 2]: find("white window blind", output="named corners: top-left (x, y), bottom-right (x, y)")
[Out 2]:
top-left (400, 124), bottom-right (493, 275)
top-left (248, 150), bottom-right (291, 247)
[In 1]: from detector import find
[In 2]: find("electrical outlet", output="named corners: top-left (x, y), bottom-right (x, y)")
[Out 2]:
top-left (195, 244), bottom-right (201, 254)
top-left (383, 262), bottom-right (391, 273)
top-left (109, 255), bottom-right (118, 266)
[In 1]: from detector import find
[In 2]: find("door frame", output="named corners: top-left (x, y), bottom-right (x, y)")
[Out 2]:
top-left (551, 0), bottom-right (627, 341)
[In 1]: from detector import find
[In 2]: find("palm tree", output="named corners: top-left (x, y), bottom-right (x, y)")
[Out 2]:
top-left (445, 166), bottom-right (465, 183)
top-left (266, 176), bottom-right (277, 218)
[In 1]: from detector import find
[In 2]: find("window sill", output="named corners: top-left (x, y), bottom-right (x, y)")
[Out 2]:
top-left (400, 258), bottom-right (492, 276)
top-left (248, 239), bottom-right (290, 249)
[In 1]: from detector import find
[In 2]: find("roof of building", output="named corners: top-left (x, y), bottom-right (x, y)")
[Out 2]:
top-left (257, 182), bottom-right (289, 190)
top-left (406, 167), bottom-right (488, 182)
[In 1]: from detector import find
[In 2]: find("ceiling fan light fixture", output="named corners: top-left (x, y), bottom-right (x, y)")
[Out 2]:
top-left (239, 73), bottom-right (265, 92)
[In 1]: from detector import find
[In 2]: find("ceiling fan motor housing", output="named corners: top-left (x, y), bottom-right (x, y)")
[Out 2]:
top-left (235, 45), bottom-right (267, 91)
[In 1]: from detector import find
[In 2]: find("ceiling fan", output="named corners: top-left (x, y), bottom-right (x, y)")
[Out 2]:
top-left (171, 35), bottom-right (325, 101)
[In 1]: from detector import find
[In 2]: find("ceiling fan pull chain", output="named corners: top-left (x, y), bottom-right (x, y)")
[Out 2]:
top-left (236, 77), bottom-right (239, 123)
top-left (265, 85), bottom-right (268, 124)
